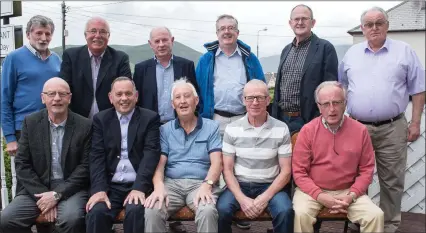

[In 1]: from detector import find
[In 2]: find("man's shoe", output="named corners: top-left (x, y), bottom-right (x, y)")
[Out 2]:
top-left (169, 221), bottom-right (187, 233)
top-left (234, 220), bottom-right (252, 229)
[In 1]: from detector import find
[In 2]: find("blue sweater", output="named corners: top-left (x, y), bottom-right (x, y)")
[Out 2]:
top-left (195, 40), bottom-right (265, 119)
top-left (1, 46), bottom-right (61, 143)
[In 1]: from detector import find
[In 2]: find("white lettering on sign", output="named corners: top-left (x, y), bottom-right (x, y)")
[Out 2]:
top-left (1, 25), bottom-right (15, 57)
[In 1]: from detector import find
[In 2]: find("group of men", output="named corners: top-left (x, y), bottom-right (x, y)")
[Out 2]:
top-left (0, 3), bottom-right (424, 233)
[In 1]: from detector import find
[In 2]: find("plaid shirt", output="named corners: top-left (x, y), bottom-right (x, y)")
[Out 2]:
top-left (278, 36), bottom-right (311, 112)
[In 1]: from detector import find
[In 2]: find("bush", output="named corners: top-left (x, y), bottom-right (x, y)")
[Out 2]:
top-left (2, 139), bottom-right (13, 202)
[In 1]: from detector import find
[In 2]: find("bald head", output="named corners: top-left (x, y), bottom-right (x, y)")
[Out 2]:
top-left (149, 27), bottom-right (172, 40)
top-left (244, 79), bottom-right (269, 96)
top-left (43, 77), bottom-right (70, 92)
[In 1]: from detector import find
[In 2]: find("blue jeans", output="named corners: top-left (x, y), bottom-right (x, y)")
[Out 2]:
top-left (280, 115), bottom-right (304, 135)
top-left (217, 182), bottom-right (293, 233)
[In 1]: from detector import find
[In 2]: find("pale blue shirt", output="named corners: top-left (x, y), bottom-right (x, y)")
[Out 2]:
top-left (88, 49), bottom-right (105, 119)
top-left (49, 118), bottom-right (66, 181)
top-left (213, 47), bottom-right (247, 115)
top-left (112, 109), bottom-right (137, 183)
top-left (155, 56), bottom-right (175, 123)
top-left (339, 38), bottom-right (425, 122)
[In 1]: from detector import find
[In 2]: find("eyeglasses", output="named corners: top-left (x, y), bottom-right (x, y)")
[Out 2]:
top-left (317, 100), bottom-right (345, 108)
top-left (86, 29), bottom-right (110, 36)
top-left (42, 91), bottom-right (70, 98)
top-left (217, 26), bottom-right (238, 32)
top-left (244, 96), bottom-right (268, 102)
top-left (291, 17), bottom-right (312, 23)
top-left (362, 20), bottom-right (388, 29)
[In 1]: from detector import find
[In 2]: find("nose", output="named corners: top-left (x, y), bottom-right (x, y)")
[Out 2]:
top-left (40, 33), bottom-right (47, 41)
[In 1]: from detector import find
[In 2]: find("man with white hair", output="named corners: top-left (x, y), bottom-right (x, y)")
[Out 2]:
top-left (144, 78), bottom-right (222, 233)
top-left (292, 81), bottom-right (384, 233)
top-left (339, 6), bottom-right (425, 232)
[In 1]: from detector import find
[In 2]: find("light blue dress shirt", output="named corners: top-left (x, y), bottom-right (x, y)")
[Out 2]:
top-left (155, 56), bottom-right (175, 123)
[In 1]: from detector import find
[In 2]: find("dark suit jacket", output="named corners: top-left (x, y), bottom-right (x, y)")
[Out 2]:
top-left (14, 109), bottom-right (92, 200)
top-left (133, 56), bottom-right (199, 113)
top-left (60, 45), bottom-right (132, 118)
top-left (272, 33), bottom-right (338, 123)
top-left (90, 107), bottom-right (161, 195)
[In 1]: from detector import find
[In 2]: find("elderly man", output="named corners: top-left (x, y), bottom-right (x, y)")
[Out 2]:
top-left (85, 77), bottom-right (161, 233)
top-left (339, 6), bottom-right (425, 233)
top-left (217, 79), bottom-right (293, 233)
top-left (1, 15), bottom-right (61, 156)
top-left (271, 4), bottom-right (338, 134)
top-left (0, 78), bottom-right (92, 233)
top-left (144, 78), bottom-right (222, 233)
top-left (60, 16), bottom-right (132, 119)
top-left (292, 81), bottom-right (384, 233)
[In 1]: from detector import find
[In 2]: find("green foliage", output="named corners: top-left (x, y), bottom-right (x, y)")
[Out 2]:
top-left (2, 139), bottom-right (13, 202)
top-left (269, 87), bottom-right (274, 103)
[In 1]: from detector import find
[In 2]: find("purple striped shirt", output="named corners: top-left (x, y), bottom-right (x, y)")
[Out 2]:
top-left (339, 38), bottom-right (425, 122)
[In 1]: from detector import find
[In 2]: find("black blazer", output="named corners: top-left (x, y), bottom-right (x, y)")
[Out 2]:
top-left (14, 109), bottom-right (92, 200)
top-left (133, 55), bottom-right (199, 112)
top-left (60, 45), bottom-right (132, 118)
top-left (272, 33), bottom-right (338, 123)
top-left (90, 107), bottom-right (161, 195)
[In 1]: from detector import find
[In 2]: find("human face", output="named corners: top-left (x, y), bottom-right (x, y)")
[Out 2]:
top-left (289, 6), bottom-right (316, 38)
top-left (27, 25), bottom-right (53, 53)
top-left (41, 80), bottom-right (72, 117)
top-left (316, 86), bottom-right (346, 127)
top-left (216, 18), bottom-right (239, 48)
top-left (243, 85), bottom-right (270, 118)
top-left (85, 19), bottom-right (110, 55)
top-left (108, 80), bottom-right (138, 115)
top-left (149, 28), bottom-right (174, 61)
top-left (172, 84), bottom-right (199, 118)
top-left (361, 10), bottom-right (389, 46)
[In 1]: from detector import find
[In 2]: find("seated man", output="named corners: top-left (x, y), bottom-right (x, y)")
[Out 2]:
top-left (144, 78), bottom-right (222, 233)
top-left (0, 77), bottom-right (91, 233)
top-left (85, 77), bottom-right (161, 233)
top-left (217, 79), bottom-right (293, 233)
top-left (292, 81), bottom-right (384, 233)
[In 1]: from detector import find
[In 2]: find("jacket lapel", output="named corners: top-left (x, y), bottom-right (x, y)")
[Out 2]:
top-left (60, 112), bottom-right (75, 170)
top-left (82, 47), bottom-right (94, 92)
top-left (127, 108), bottom-right (140, 154)
top-left (301, 36), bottom-right (319, 77)
top-left (147, 59), bottom-right (158, 110)
top-left (96, 48), bottom-right (112, 89)
top-left (40, 110), bottom-right (52, 173)
top-left (173, 58), bottom-right (182, 81)
top-left (277, 46), bottom-right (291, 79)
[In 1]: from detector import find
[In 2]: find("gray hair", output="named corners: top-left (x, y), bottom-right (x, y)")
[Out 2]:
top-left (84, 17), bottom-right (110, 34)
top-left (314, 81), bottom-right (347, 103)
top-left (244, 79), bottom-right (269, 96)
top-left (290, 4), bottom-right (314, 19)
top-left (360, 6), bottom-right (388, 24)
top-left (149, 27), bottom-right (173, 40)
top-left (171, 77), bottom-right (198, 100)
top-left (216, 14), bottom-right (239, 31)
top-left (110, 76), bottom-right (137, 92)
top-left (26, 15), bottom-right (55, 34)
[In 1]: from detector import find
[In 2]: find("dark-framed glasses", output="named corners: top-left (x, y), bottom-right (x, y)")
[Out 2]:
top-left (291, 17), bottom-right (311, 23)
top-left (317, 100), bottom-right (345, 108)
top-left (362, 20), bottom-right (388, 29)
top-left (42, 91), bottom-right (70, 98)
top-left (244, 95), bottom-right (268, 102)
top-left (217, 26), bottom-right (238, 32)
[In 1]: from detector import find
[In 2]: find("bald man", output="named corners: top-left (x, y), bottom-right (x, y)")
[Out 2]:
top-left (0, 77), bottom-right (92, 233)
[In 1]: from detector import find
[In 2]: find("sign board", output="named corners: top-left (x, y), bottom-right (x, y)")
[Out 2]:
top-left (1, 25), bottom-right (15, 57)
top-left (1, 2), bottom-right (14, 17)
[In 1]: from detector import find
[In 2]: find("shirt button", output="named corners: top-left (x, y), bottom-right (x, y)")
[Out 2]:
top-left (117, 156), bottom-right (120, 159)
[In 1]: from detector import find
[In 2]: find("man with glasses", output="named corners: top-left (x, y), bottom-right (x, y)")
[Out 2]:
top-left (339, 6), bottom-right (425, 233)
top-left (60, 16), bottom-right (132, 119)
top-left (292, 81), bottom-right (384, 233)
top-left (271, 4), bottom-right (338, 135)
top-left (217, 80), bottom-right (293, 233)
top-left (0, 77), bottom-right (92, 233)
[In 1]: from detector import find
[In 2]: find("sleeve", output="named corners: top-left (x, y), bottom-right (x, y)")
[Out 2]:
top-left (406, 47), bottom-right (426, 95)
top-left (278, 126), bottom-right (292, 158)
top-left (159, 125), bottom-right (169, 156)
top-left (251, 53), bottom-right (266, 82)
top-left (222, 125), bottom-right (236, 157)
top-left (1, 54), bottom-right (18, 143)
top-left (195, 55), bottom-right (205, 117)
top-left (59, 49), bottom-right (73, 92)
top-left (207, 121), bottom-right (222, 154)
top-left (338, 54), bottom-right (349, 89)
top-left (133, 64), bottom-right (143, 107)
top-left (118, 52), bottom-right (132, 79)
top-left (89, 115), bottom-right (109, 195)
top-left (323, 42), bottom-right (338, 82)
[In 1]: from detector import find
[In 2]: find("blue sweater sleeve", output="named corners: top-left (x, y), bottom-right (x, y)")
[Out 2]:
top-left (1, 54), bottom-right (18, 143)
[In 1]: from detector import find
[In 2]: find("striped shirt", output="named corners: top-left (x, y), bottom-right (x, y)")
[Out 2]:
top-left (222, 114), bottom-right (292, 183)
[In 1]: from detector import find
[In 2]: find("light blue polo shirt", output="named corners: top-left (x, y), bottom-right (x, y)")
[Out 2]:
top-left (160, 117), bottom-right (222, 180)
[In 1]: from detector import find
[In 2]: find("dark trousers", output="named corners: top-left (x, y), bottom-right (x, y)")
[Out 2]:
top-left (85, 183), bottom-right (145, 233)
top-left (279, 115), bottom-right (304, 135)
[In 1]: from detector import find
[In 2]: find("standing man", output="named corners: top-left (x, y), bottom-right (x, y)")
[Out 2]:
top-left (60, 16), bottom-right (132, 119)
top-left (339, 6), bottom-right (425, 233)
top-left (271, 4), bottom-right (338, 134)
top-left (0, 77), bottom-right (92, 233)
top-left (1, 15), bottom-right (61, 156)
top-left (133, 27), bottom-right (200, 123)
top-left (85, 77), bottom-right (161, 233)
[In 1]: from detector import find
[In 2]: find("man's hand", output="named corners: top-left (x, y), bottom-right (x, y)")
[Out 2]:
top-left (317, 193), bottom-right (339, 209)
top-left (237, 196), bottom-right (258, 219)
top-left (193, 183), bottom-right (215, 208)
top-left (408, 121), bottom-right (421, 142)
top-left (42, 206), bottom-right (57, 222)
top-left (124, 190), bottom-right (145, 206)
top-left (6, 141), bottom-right (18, 156)
top-left (86, 191), bottom-right (111, 212)
top-left (253, 193), bottom-right (270, 215)
top-left (34, 192), bottom-right (58, 214)
top-left (144, 184), bottom-right (169, 209)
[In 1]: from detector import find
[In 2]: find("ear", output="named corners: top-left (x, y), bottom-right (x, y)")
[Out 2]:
top-left (41, 93), bottom-right (45, 104)
top-left (108, 92), bottom-right (113, 104)
top-left (135, 91), bottom-right (139, 103)
top-left (311, 19), bottom-right (316, 28)
top-left (171, 36), bottom-right (175, 43)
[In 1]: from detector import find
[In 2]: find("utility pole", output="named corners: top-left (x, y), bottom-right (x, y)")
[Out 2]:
top-left (61, 1), bottom-right (66, 52)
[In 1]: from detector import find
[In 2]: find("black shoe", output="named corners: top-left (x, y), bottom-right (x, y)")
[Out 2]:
top-left (169, 221), bottom-right (187, 233)
top-left (233, 220), bottom-right (251, 229)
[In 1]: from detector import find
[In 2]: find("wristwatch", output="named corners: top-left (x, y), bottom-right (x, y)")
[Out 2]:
top-left (53, 191), bottom-right (62, 201)
top-left (348, 192), bottom-right (357, 203)
top-left (203, 180), bottom-right (214, 186)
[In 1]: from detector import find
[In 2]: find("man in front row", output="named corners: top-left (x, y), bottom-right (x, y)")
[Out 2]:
top-left (292, 81), bottom-right (384, 233)
top-left (144, 78), bottom-right (222, 233)
top-left (217, 80), bottom-right (293, 233)
top-left (0, 77), bottom-right (92, 233)
top-left (85, 77), bottom-right (161, 233)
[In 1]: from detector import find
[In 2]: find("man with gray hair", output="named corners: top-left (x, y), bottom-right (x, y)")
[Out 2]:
top-left (292, 81), bottom-right (384, 233)
top-left (144, 78), bottom-right (222, 233)
top-left (339, 6), bottom-right (425, 232)
top-left (1, 15), bottom-right (61, 156)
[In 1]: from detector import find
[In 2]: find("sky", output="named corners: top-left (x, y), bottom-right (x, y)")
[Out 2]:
top-left (3, 1), bottom-right (402, 58)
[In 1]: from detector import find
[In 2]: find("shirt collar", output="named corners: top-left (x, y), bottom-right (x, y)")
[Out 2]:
top-left (48, 117), bottom-right (67, 128)
top-left (292, 33), bottom-right (312, 47)
top-left (321, 115), bottom-right (345, 134)
top-left (241, 113), bottom-right (274, 131)
top-left (364, 38), bottom-right (390, 53)
top-left (174, 116), bottom-right (203, 130)
top-left (116, 109), bottom-right (135, 122)
top-left (154, 55), bottom-right (174, 68)
top-left (88, 48), bottom-right (106, 59)
top-left (215, 46), bottom-right (242, 57)
top-left (26, 44), bottom-right (51, 60)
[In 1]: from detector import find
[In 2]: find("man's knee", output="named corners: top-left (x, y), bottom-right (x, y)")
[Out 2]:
top-left (144, 206), bottom-right (164, 220)
top-left (196, 203), bottom-right (218, 219)
top-left (365, 206), bottom-right (384, 222)
top-left (86, 202), bottom-right (109, 219)
top-left (57, 206), bottom-right (85, 229)
top-left (0, 211), bottom-right (13, 229)
top-left (293, 203), bottom-right (313, 219)
top-left (125, 204), bottom-right (145, 218)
